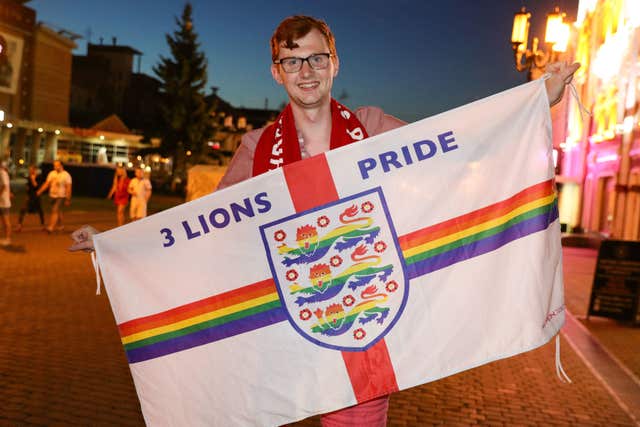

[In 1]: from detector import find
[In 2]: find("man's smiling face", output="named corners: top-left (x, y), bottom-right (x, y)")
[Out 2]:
top-left (271, 28), bottom-right (339, 110)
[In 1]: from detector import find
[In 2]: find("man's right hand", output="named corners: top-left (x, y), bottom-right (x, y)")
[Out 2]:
top-left (69, 225), bottom-right (99, 252)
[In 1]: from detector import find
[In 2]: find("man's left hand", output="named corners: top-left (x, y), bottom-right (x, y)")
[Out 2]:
top-left (545, 61), bottom-right (581, 107)
top-left (69, 225), bottom-right (99, 252)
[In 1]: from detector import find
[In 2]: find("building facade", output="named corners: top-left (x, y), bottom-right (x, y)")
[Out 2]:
top-left (556, 0), bottom-right (640, 240)
top-left (0, 0), bottom-right (279, 179)
top-left (70, 41), bottom-right (143, 128)
top-left (0, 0), bottom-right (75, 166)
top-left (0, 0), bottom-right (147, 172)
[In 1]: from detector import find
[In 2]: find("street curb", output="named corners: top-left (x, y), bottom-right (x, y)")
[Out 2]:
top-left (562, 309), bottom-right (640, 426)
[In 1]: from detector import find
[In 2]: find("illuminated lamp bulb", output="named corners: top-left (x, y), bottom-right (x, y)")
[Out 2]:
top-left (552, 23), bottom-right (570, 52)
top-left (545, 8), bottom-right (566, 45)
top-left (511, 8), bottom-right (530, 52)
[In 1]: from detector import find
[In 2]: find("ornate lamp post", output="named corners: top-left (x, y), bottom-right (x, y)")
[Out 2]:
top-left (511, 7), bottom-right (570, 80)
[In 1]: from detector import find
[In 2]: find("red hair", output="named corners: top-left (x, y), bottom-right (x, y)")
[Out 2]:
top-left (271, 15), bottom-right (336, 62)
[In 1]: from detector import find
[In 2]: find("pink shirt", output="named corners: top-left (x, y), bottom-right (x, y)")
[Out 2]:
top-left (218, 106), bottom-right (406, 190)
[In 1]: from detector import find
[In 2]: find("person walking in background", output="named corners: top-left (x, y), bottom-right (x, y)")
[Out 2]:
top-left (128, 167), bottom-right (152, 220)
top-left (16, 165), bottom-right (45, 231)
top-left (0, 160), bottom-right (12, 246)
top-left (37, 160), bottom-right (72, 233)
top-left (106, 166), bottom-right (130, 226)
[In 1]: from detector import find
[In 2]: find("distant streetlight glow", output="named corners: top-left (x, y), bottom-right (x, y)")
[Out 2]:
top-left (629, 1), bottom-right (640, 28)
top-left (623, 116), bottom-right (634, 134)
top-left (596, 154), bottom-right (618, 163)
top-left (592, 31), bottom-right (627, 81)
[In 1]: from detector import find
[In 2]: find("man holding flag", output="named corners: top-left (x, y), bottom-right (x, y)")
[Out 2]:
top-left (214, 15), bottom-right (579, 427)
top-left (72, 15), bottom-right (579, 427)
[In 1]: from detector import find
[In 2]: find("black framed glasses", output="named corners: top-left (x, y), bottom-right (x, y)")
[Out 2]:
top-left (274, 53), bottom-right (333, 73)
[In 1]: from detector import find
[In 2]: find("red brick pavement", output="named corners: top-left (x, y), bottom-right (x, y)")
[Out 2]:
top-left (0, 205), bottom-right (637, 426)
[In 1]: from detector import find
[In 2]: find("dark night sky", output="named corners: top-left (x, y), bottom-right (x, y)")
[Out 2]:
top-left (30, 0), bottom-right (579, 123)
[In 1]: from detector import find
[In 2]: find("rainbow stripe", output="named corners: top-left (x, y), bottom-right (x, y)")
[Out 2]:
top-left (118, 180), bottom-right (557, 364)
top-left (399, 179), bottom-right (558, 279)
top-left (120, 279), bottom-right (285, 363)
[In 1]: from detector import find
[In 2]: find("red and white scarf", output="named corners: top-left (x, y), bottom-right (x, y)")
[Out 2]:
top-left (252, 99), bottom-right (368, 176)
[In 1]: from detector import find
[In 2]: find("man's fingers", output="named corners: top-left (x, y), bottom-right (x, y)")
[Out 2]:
top-left (566, 62), bottom-right (580, 78)
top-left (546, 62), bottom-right (561, 73)
top-left (71, 230), bottom-right (88, 243)
top-left (70, 225), bottom-right (99, 252)
top-left (546, 61), bottom-right (580, 77)
top-left (561, 62), bottom-right (580, 85)
top-left (71, 225), bottom-right (98, 240)
top-left (564, 62), bottom-right (579, 73)
top-left (69, 240), bottom-right (94, 252)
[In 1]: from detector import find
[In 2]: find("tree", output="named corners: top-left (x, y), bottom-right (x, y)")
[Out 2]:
top-left (154, 2), bottom-right (213, 178)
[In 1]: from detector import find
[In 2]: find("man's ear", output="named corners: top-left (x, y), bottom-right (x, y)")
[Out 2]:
top-left (333, 54), bottom-right (340, 78)
top-left (271, 64), bottom-right (284, 85)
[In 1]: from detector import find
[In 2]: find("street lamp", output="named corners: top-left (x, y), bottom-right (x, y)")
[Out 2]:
top-left (511, 7), bottom-right (570, 79)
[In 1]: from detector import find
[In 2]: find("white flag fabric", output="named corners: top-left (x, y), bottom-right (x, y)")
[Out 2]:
top-left (94, 79), bottom-right (564, 426)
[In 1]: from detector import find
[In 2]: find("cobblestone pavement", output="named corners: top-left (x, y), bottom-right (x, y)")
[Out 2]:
top-left (1, 198), bottom-right (638, 426)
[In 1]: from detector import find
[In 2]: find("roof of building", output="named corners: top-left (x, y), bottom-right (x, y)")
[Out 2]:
top-left (88, 43), bottom-right (142, 55)
top-left (91, 114), bottom-right (131, 134)
top-left (205, 93), bottom-right (280, 128)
